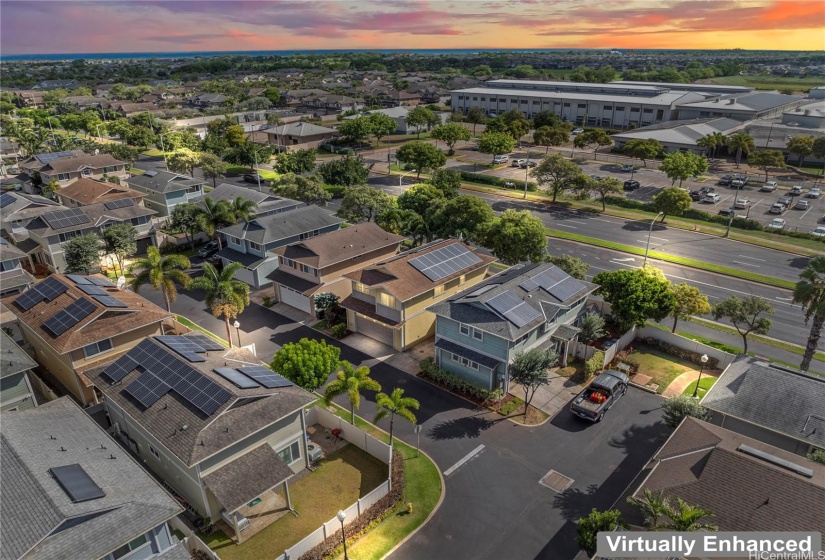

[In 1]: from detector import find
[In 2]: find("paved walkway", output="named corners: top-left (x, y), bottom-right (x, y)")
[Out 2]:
top-left (661, 369), bottom-right (719, 398)
top-left (509, 373), bottom-right (584, 418)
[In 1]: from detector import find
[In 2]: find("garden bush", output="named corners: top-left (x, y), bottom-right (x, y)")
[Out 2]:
top-left (419, 357), bottom-right (491, 402)
top-left (459, 170), bottom-right (537, 191)
top-left (331, 323), bottom-right (348, 339)
top-left (584, 351), bottom-right (605, 379)
top-left (498, 396), bottom-right (523, 416)
top-left (640, 337), bottom-right (721, 369)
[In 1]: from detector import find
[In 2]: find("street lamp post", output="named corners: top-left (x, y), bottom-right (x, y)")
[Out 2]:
top-left (251, 144), bottom-right (271, 193)
top-left (522, 150), bottom-right (531, 199)
top-left (643, 212), bottom-right (665, 267)
top-left (158, 130), bottom-right (176, 172)
top-left (233, 320), bottom-right (241, 348)
top-left (692, 354), bottom-right (709, 398)
top-left (337, 510), bottom-right (349, 560)
top-left (46, 117), bottom-right (57, 146)
top-left (399, 169), bottom-right (417, 188)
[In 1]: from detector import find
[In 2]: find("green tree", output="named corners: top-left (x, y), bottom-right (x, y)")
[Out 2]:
top-left (662, 394), bottom-right (711, 428)
top-left (593, 267), bottom-right (676, 330)
top-left (189, 262), bottom-right (250, 347)
top-left (792, 255), bottom-right (825, 371)
top-left (367, 112), bottom-right (398, 145)
top-left (660, 151), bottom-right (708, 187)
top-left (533, 126), bottom-right (569, 154)
top-left (40, 179), bottom-right (59, 200)
top-left (747, 150), bottom-right (786, 181)
top-left (811, 136), bottom-right (825, 168)
top-left (197, 198), bottom-right (234, 250)
top-left (376, 207), bottom-right (417, 236)
top-left (663, 498), bottom-right (717, 531)
top-left (163, 128), bottom-right (203, 152)
top-left (808, 449), bottom-right (825, 465)
top-left (203, 118), bottom-right (235, 155)
top-left (532, 110), bottom-right (565, 130)
top-left (480, 209), bottom-right (546, 265)
top-left (711, 296), bottom-right (774, 354)
top-left (397, 183), bottom-right (444, 216)
top-left (405, 107), bottom-right (438, 139)
top-left (726, 132), bottom-right (755, 168)
top-left (166, 148), bottom-right (202, 176)
top-left (544, 254), bottom-right (589, 280)
top-left (129, 246), bottom-right (191, 313)
top-left (374, 387), bottom-right (420, 446)
top-left (578, 312), bottom-right (605, 343)
top-left (395, 141), bottom-right (446, 179)
top-left (262, 87), bottom-right (281, 105)
top-left (573, 129), bottom-right (613, 158)
top-left (670, 283), bottom-right (711, 333)
top-left (427, 168), bottom-right (461, 198)
top-left (226, 196), bottom-right (256, 224)
top-left (271, 173), bottom-right (331, 206)
top-left (337, 185), bottom-right (395, 222)
top-left (199, 152), bottom-right (229, 188)
top-left (465, 107), bottom-right (486, 134)
top-left (431, 122), bottom-right (471, 155)
top-left (271, 338), bottom-right (341, 390)
top-left (508, 347), bottom-right (558, 416)
top-left (101, 222), bottom-right (137, 277)
top-left (338, 116), bottom-right (373, 147)
top-left (624, 138), bottom-right (662, 167)
top-left (64, 233), bottom-right (102, 275)
top-left (224, 125), bottom-right (247, 149)
top-left (786, 135), bottom-right (815, 166)
top-left (125, 125), bottom-right (157, 149)
top-left (583, 176), bottom-right (623, 211)
top-left (575, 509), bottom-right (626, 556)
top-left (317, 154), bottom-right (373, 187)
top-left (477, 131), bottom-right (515, 164)
top-left (324, 361), bottom-right (382, 425)
top-left (273, 148), bottom-right (316, 174)
top-left (427, 195), bottom-right (494, 241)
top-left (627, 490), bottom-right (670, 531)
top-left (471, 65), bottom-right (492, 76)
top-left (653, 186), bottom-right (693, 222)
top-left (60, 113), bottom-right (85, 135)
top-left (224, 142), bottom-right (274, 170)
top-left (696, 133), bottom-right (726, 160)
top-left (169, 202), bottom-right (204, 249)
top-left (101, 143), bottom-right (139, 167)
top-left (530, 153), bottom-right (585, 202)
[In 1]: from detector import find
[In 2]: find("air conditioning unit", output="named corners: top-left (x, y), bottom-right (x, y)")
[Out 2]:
top-left (307, 443), bottom-right (323, 462)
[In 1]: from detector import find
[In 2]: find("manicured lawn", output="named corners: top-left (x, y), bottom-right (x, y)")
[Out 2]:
top-left (707, 75), bottom-right (824, 93)
top-left (141, 148), bottom-right (165, 157)
top-left (175, 316), bottom-right (228, 346)
top-left (225, 165), bottom-right (279, 181)
top-left (682, 376), bottom-right (717, 399)
top-left (203, 445), bottom-right (388, 560)
top-left (629, 344), bottom-right (697, 394)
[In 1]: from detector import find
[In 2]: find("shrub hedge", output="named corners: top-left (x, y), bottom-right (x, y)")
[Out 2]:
top-left (584, 350), bottom-right (605, 379)
top-left (419, 357), bottom-right (491, 402)
top-left (460, 170), bottom-right (537, 191)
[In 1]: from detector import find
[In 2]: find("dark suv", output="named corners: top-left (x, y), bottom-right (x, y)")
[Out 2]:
top-left (718, 175), bottom-right (732, 186)
top-left (623, 180), bottom-right (640, 191)
top-left (690, 186), bottom-right (714, 201)
top-left (198, 240), bottom-right (219, 259)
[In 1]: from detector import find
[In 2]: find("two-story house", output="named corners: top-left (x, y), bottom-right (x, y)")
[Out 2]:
top-left (86, 336), bottom-right (317, 540)
top-left (202, 182), bottom-right (302, 218)
top-left (262, 122), bottom-right (337, 152)
top-left (56, 177), bottom-right (144, 208)
top-left (19, 149), bottom-right (85, 178)
top-left (189, 93), bottom-right (228, 109)
top-left (0, 397), bottom-right (188, 560)
top-left (0, 330), bottom-right (38, 412)
top-left (218, 205), bottom-right (343, 289)
top-left (269, 222), bottom-right (405, 315)
top-left (0, 239), bottom-right (35, 297)
top-left (428, 262), bottom-right (597, 391)
top-left (300, 94), bottom-right (364, 115)
top-left (125, 170), bottom-right (206, 217)
top-left (2, 274), bottom-right (170, 406)
top-left (38, 153), bottom-right (128, 186)
top-left (340, 240), bottom-right (495, 351)
top-left (1, 193), bottom-right (62, 267)
top-left (21, 201), bottom-right (156, 273)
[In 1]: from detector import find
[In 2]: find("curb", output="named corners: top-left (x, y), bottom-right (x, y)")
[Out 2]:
top-left (629, 382), bottom-right (660, 395)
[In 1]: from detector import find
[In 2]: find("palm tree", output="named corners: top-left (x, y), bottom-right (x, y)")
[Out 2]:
top-left (189, 262), bottom-right (250, 347)
top-left (129, 246), bottom-right (191, 313)
top-left (709, 132), bottom-right (726, 159)
top-left (197, 198), bottom-right (234, 250)
top-left (696, 134), bottom-right (716, 159)
top-left (662, 498), bottom-right (717, 531)
top-left (793, 255), bottom-right (825, 371)
top-left (227, 196), bottom-right (255, 224)
top-left (374, 387), bottom-right (420, 446)
top-left (627, 490), bottom-right (669, 531)
top-left (324, 361), bottom-right (382, 424)
top-left (726, 133), bottom-right (755, 168)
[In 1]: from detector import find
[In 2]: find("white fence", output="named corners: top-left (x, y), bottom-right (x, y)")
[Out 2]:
top-left (304, 406), bottom-right (392, 464)
top-left (169, 516), bottom-right (223, 560)
top-left (637, 325), bottom-right (737, 369)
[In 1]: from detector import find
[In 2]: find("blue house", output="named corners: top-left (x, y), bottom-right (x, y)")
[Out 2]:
top-left (125, 170), bottom-right (206, 217)
top-left (428, 262), bottom-right (597, 391)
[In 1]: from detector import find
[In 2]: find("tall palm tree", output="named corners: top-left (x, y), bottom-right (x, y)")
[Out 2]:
top-left (197, 198), bottom-right (234, 250)
top-left (696, 134), bottom-right (716, 159)
top-left (726, 133), bottom-right (755, 168)
top-left (227, 196), bottom-right (255, 224)
top-left (374, 387), bottom-right (420, 447)
top-left (662, 498), bottom-right (717, 531)
top-left (129, 246), bottom-right (191, 313)
top-left (709, 132), bottom-right (726, 159)
top-left (324, 361), bottom-right (382, 425)
top-left (793, 255), bottom-right (825, 371)
top-left (189, 262), bottom-right (250, 347)
top-left (627, 490), bottom-right (669, 531)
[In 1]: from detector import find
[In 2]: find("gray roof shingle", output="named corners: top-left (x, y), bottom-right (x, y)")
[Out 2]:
top-left (0, 330), bottom-right (37, 378)
top-left (219, 205), bottom-right (342, 245)
top-left (126, 171), bottom-right (205, 194)
top-left (201, 183), bottom-right (302, 216)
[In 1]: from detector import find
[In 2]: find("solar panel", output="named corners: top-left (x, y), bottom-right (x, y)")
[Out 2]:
top-left (88, 276), bottom-right (114, 287)
top-left (186, 334), bottom-right (225, 351)
top-left (67, 274), bottom-right (92, 285)
top-left (13, 276), bottom-right (69, 311)
top-left (547, 277), bottom-right (587, 303)
top-left (0, 193), bottom-right (16, 208)
top-left (103, 198), bottom-right (135, 210)
top-left (144, 170), bottom-right (158, 177)
top-left (37, 150), bottom-right (75, 163)
top-left (519, 277), bottom-right (539, 292)
top-left (78, 285), bottom-right (108, 295)
top-left (214, 367), bottom-right (261, 389)
top-left (409, 244), bottom-right (482, 282)
top-left (125, 370), bottom-right (171, 408)
top-left (93, 295), bottom-right (128, 308)
top-left (43, 297), bottom-right (97, 337)
top-left (103, 354), bottom-right (138, 383)
top-left (156, 335), bottom-right (207, 362)
top-left (49, 464), bottom-right (106, 503)
top-left (41, 207), bottom-right (91, 230)
top-left (486, 291), bottom-right (541, 328)
top-left (237, 366), bottom-right (293, 389)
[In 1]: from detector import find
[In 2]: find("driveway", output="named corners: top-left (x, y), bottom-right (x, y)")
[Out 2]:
top-left (136, 285), bottom-right (670, 560)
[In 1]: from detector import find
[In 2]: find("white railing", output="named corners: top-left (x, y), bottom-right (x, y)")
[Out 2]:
top-left (169, 516), bottom-right (223, 560)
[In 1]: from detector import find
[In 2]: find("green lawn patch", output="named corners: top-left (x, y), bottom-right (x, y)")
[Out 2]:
top-left (225, 165), bottom-right (279, 181)
top-left (676, 332), bottom-right (741, 355)
top-left (629, 344), bottom-right (697, 394)
top-left (141, 149), bottom-right (165, 157)
top-left (175, 316), bottom-right (228, 346)
top-left (706, 75), bottom-right (824, 93)
top-left (313, 319), bottom-right (329, 331)
top-left (128, 167), bottom-right (145, 175)
top-left (323, 183), bottom-right (346, 197)
top-left (682, 376), bottom-right (717, 399)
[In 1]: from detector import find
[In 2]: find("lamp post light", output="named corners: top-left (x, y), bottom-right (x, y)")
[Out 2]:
top-left (692, 354), bottom-right (709, 399)
top-left (233, 320), bottom-right (241, 348)
top-left (399, 169), bottom-right (417, 188)
top-left (337, 510), bottom-right (349, 560)
top-left (46, 117), bottom-right (57, 146)
top-left (522, 149), bottom-right (531, 199)
top-left (158, 130), bottom-right (176, 171)
top-left (643, 212), bottom-right (665, 267)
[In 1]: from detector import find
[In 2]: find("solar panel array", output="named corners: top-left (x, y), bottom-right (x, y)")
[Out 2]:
top-left (486, 291), bottom-right (542, 328)
top-left (185, 334), bottom-right (225, 351)
top-left (409, 244), bottom-right (482, 282)
top-left (78, 284), bottom-right (108, 296)
top-left (43, 297), bottom-right (97, 336)
top-left (14, 276), bottom-right (69, 311)
top-left (214, 367), bottom-right (261, 389)
top-left (36, 150), bottom-right (76, 163)
top-left (49, 464), bottom-right (106, 503)
top-left (125, 370), bottom-right (171, 408)
top-left (103, 198), bottom-right (135, 210)
top-left (237, 366), bottom-right (293, 389)
top-left (88, 276), bottom-right (114, 287)
top-left (548, 277), bottom-right (587, 302)
top-left (519, 266), bottom-right (568, 293)
top-left (67, 274), bottom-right (92, 285)
top-left (93, 295), bottom-right (128, 308)
top-left (103, 354), bottom-right (138, 382)
top-left (0, 193), bottom-right (16, 208)
top-left (155, 335), bottom-right (207, 362)
top-left (42, 207), bottom-right (90, 230)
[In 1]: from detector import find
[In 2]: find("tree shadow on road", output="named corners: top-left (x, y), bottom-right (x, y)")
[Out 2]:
top-left (426, 413), bottom-right (503, 440)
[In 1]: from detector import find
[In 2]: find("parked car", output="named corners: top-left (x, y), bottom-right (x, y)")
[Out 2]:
top-left (570, 370), bottom-right (629, 423)
top-left (702, 193), bottom-right (722, 203)
top-left (760, 181), bottom-right (778, 192)
top-left (589, 174), bottom-right (605, 181)
top-left (206, 252), bottom-right (223, 265)
top-left (572, 128), bottom-right (584, 135)
top-left (807, 188), bottom-right (821, 198)
top-left (243, 172), bottom-right (264, 183)
top-left (734, 198), bottom-right (751, 209)
top-left (735, 174), bottom-right (749, 185)
top-left (811, 227), bottom-right (825, 238)
top-left (520, 160), bottom-right (537, 168)
top-left (778, 196), bottom-right (792, 207)
top-left (503, 181), bottom-right (516, 188)
top-left (795, 199), bottom-right (810, 210)
top-left (731, 178), bottom-right (746, 189)
top-left (718, 175), bottom-right (733, 186)
top-left (620, 164), bottom-right (635, 172)
top-left (198, 240), bottom-right (219, 258)
top-left (623, 180), bottom-right (641, 191)
top-left (493, 155), bottom-right (509, 164)
top-left (690, 186), bottom-right (714, 201)
top-left (766, 218), bottom-right (786, 230)
top-left (769, 203), bottom-right (786, 214)
top-left (512, 159), bottom-right (527, 167)
top-left (718, 208), bottom-right (737, 217)
top-left (790, 185), bottom-right (804, 196)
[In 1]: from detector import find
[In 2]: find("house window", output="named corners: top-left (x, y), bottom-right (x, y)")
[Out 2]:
top-left (433, 284), bottom-right (445, 297)
top-left (83, 338), bottom-right (113, 358)
top-left (111, 534), bottom-right (149, 560)
top-left (229, 236), bottom-right (241, 245)
top-left (249, 241), bottom-right (262, 251)
top-left (452, 353), bottom-right (479, 370)
top-left (354, 282), bottom-right (368, 294)
top-left (489, 97), bottom-right (496, 102)
top-left (655, 109), bottom-right (664, 120)
top-left (472, 329), bottom-right (483, 341)
top-left (81, 168), bottom-right (93, 177)
top-left (276, 440), bottom-right (301, 464)
top-left (299, 230), bottom-right (319, 240)
top-left (604, 106), bottom-right (613, 111)
top-left (57, 173), bottom-right (71, 181)
top-left (377, 292), bottom-right (397, 308)
top-left (301, 264), bottom-right (315, 276)
top-left (130, 216), bottom-right (149, 226)
top-left (615, 106), bottom-right (625, 111)
top-left (281, 257), bottom-right (294, 268)
top-left (563, 103), bottom-right (570, 108)
top-left (510, 99), bottom-right (518, 104)
top-left (520, 100), bottom-right (528, 105)
top-left (104, 166), bottom-right (119, 173)
top-left (578, 104), bottom-right (587, 109)
top-left (149, 446), bottom-right (160, 459)
top-left (459, 323), bottom-right (470, 336)
top-left (58, 231), bottom-right (79, 243)
top-left (643, 108), bottom-right (653, 114)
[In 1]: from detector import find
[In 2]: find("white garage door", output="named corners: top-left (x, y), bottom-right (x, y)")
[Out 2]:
top-left (355, 314), bottom-right (394, 346)
top-left (279, 285), bottom-right (312, 314)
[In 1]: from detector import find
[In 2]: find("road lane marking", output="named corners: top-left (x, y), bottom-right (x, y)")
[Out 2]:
top-left (732, 260), bottom-right (760, 268)
top-left (612, 257), bottom-right (636, 262)
top-left (737, 255), bottom-right (766, 262)
top-left (443, 444), bottom-right (485, 476)
top-left (566, 220), bottom-right (588, 225)
top-left (649, 236), bottom-right (670, 242)
top-left (555, 223), bottom-right (578, 229)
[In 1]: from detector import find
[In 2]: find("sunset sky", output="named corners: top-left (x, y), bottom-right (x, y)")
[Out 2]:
top-left (1, 0), bottom-right (823, 55)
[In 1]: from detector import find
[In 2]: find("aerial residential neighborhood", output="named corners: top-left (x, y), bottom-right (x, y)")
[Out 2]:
top-left (1, 3), bottom-right (824, 560)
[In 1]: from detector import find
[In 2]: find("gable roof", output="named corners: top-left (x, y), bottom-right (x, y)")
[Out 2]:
top-left (626, 418), bottom-right (825, 534)
top-left (1, 274), bottom-right (170, 355)
top-left (265, 122), bottom-right (336, 137)
top-left (702, 356), bottom-right (825, 448)
top-left (56, 178), bottom-right (143, 206)
top-left (24, 201), bottom-right (156, 237)
top-left (271, 222), bottom-right (404, 269)
top-left (0, 330), bottom-right (37, 379)
top-left (428, 262), bottom-right (598, 340)
top-left (85, 337), bottom-right (316, 466)
top-left (203, 183), bottom-right (302, 216)
top-left (343, 240), bottom-right (495, 302)
top-left (40, 154), bottom-right (125, 174)
top-left (0, 192), bottom-right (61, 224)
top-left (126, 170), bottom-right (205, 194)
top-left (0, 397), bottom-right (182, 560)
top-left (219, 204), bottom-right (342, 245)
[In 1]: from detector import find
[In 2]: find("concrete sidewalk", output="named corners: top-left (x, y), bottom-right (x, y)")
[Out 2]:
top-left (509, 373), bottom-right (584, 419)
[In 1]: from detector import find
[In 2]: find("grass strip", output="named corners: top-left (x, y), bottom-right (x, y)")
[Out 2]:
top-left (545, 227), bottom-right (795, 289)
top-left (175, 315), bottom-right (228, 346)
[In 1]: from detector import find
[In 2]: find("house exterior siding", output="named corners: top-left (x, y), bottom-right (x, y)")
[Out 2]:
top-left (0, 372), bottom-right (37, 412)
top-left (436, 348), bottom-right (495, 389)
top-left (436, 316), bottom-right (510, 359)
